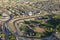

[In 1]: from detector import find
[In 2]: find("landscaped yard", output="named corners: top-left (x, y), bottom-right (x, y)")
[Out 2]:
top-left (19, 15), bottom-right (60, 38)
top-left (19, 20), bottom-right (49, 38)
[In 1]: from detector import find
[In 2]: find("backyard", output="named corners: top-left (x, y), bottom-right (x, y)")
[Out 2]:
top-left (19, 14), bottom-right (60, 38)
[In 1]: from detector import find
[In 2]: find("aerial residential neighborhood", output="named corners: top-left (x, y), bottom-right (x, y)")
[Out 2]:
top-left (0, 0), bottom-right (60, 40)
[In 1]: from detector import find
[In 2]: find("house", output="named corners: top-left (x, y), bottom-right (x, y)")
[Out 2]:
top-left (28, 11), bottom-right (33, 16)
top-left (37, 11), bottom-right (41, 14)
top-left (32, 10), bottom-right (41, 14)
top-left (2, 13), bottom-right (8, 17)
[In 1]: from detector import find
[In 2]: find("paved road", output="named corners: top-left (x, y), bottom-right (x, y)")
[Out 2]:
top-left (3, 14), bottom-right (12, 40)
top-left (3, 12), bottom-right (54, 40)
top-left (7, 12), bottom-right (49, 34)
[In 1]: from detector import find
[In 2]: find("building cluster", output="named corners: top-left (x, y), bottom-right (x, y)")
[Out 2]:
top-left (0, 0), bottom-right (60, 40)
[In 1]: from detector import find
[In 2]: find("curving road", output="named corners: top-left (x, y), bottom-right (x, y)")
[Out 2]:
top-left (7, 13), bottom-right (48, 34)
top-left (3, 12), bottom-right (52, 40)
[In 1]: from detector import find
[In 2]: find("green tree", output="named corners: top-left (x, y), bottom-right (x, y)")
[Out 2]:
top-left (24, 21), bottom-right (31, 24)
top-left (8, 34), bottom-right (15, 40)
top-left (20, 25), bottom-right (28, 32)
